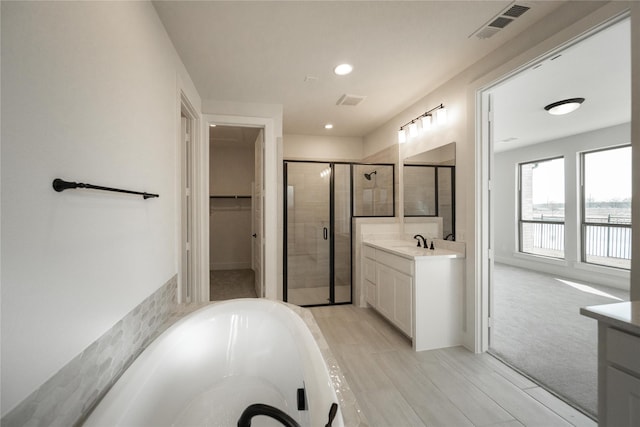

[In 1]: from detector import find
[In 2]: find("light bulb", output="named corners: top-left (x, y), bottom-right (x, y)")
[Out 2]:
top-left (421, 115), bottom-right (432, 131)
top-left (409, 122), bottom-right (418, 137)
top-left (436, 107), bottom-right (447, 125)
top-left (398, 129), bottom-right (406, 144)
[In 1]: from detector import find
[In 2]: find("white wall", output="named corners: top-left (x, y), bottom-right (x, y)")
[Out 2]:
top-left (0, 1), bottom-right (201, 415)
top-left (283, 134), bottom-right (363, 161)
top-left (363, 1), bottom-right (636, 350)
top-left (494, 123), bottom-right (631, 289)
top-left (209, 141), bottom-right (254, 269)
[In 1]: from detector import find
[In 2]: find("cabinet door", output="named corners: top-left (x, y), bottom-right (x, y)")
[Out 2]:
top-left (606, 366), bottom-right (640, 426)
top-left (376, 264), bottom-right (395, 321)
top-left (394, 272), bottom-right (413, 337)
top-left (363, 258), bottom-right (377, 283)
top-left (365, 280), bottom-right (377, 307)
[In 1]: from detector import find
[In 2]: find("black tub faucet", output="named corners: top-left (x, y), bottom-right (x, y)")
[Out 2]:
top-left (237, 403), bottom-right (300, 427)
top-left (413, 234), bottom-right (427, 248)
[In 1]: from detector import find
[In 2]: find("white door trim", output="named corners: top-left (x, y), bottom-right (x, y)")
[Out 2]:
top-left (202, 114), bottom-right (278, 301)
top-left (473, 7), bottom-right (630, 353)
top-left (179, 91), bottom-right (206, 302)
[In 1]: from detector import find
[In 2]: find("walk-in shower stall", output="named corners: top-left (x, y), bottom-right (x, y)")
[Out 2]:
top-left (284, 161), bottom-right (394, 307)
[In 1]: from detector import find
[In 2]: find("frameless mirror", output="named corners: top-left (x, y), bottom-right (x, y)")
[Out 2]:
top-left (353, 163), bottom-right (395, 217)
top-left (403, 143), bottom-right (455, 239)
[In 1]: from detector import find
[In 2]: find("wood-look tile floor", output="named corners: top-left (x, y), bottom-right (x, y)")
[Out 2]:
top-left (310, 304), bottom-right (596, 427)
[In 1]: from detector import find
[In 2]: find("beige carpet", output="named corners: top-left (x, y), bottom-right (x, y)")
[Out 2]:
top-left (490, 263), bottom-right (629, 418)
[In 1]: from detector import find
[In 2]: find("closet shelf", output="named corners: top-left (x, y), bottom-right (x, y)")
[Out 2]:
top-left (209, 195), bottom-right (251, 199)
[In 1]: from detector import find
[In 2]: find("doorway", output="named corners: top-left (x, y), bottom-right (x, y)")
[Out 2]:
top-left (479, 14), bottom-right (631, 418)
top-left (284, 161), bottom-right (352, 306)
top-left (209, 125), bottom-right (264, 300)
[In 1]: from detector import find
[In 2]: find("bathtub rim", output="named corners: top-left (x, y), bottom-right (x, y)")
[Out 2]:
top-left (81, 298), bottom-right (346, 427)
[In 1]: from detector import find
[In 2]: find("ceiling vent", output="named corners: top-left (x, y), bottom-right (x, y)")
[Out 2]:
top-left (336, 94), bottom-right (366, 107)
top-left (470, 2), bottom-right (531, 39)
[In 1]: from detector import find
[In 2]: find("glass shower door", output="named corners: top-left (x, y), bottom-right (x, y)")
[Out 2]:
top-left (285, 162), bottom-right (332, 306)
top-left (333, 164), bottom-right (351, 303)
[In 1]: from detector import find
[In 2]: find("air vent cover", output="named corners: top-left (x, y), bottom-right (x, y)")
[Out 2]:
top-left (471, 2), bottom-right (531, 39)
top-left (336, 94), bottom-right (366, 107)
top-left (489, 16), bottom-right (514, 29)
top-left (503, 4), bottom-right (530, 18)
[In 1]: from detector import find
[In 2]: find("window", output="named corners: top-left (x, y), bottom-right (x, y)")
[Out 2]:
top-left (519, 157), bottom-right (565, 258)
top-left (581, 145), bottom-right (632, 269)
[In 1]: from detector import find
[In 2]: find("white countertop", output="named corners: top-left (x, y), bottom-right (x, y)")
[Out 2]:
top-left (363, 239), bottom-right (464, 260)
top-left (580, 301), bottom-right (640, 336)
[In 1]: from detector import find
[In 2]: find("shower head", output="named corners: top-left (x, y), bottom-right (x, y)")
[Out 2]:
top-left (364, 170), bottom-right (377, 181)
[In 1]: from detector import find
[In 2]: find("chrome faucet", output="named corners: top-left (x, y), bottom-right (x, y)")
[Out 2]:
top-left (413, 234), bottom-right (428, 248)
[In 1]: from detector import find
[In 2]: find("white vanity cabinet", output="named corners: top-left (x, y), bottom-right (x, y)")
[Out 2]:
top-left (581, 302), bottom-right (640, 427)
top-left (362, 241), bottom-right (463, 351)
top-left (363, 245), bottom-right (413, 337)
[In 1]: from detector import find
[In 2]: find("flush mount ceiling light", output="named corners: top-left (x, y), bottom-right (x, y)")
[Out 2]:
top-left (544, 98), bottom-right (585, 115)
top-left (324, 124), bottom-right (333, 129)
top-left (334, 63), bottom-right (353, 76)
top-left (397, 104), bottom-right (447, 143)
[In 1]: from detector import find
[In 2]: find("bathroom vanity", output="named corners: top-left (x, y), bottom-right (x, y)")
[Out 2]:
top-left (581, 301), bottom-right (640, 427)
top-left (362, 239), bottom-right (464, 351)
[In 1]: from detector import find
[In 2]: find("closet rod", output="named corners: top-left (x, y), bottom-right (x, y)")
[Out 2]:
top-left (53, 178), bottom-right (159, 199)
top-left (209, 195), bottom-right (251, 199)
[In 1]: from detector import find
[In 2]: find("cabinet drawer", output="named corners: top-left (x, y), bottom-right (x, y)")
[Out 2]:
top-left (376, 250), bottom-right (413, 275)
top-left (607, 328), bottom-right (640, 374)
top-left (363, 245), bottom-right (376, 260)
top-left (363, 258), bottom-right (377, 283)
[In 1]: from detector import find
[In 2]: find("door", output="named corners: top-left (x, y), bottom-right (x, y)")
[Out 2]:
top-left (284, 161), bottom-right (352, 306)
top-left (252, 130), bottom-right (264, 297)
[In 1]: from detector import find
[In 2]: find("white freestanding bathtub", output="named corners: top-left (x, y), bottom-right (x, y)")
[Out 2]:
top-left (83, 299), bottom-right (344, 427)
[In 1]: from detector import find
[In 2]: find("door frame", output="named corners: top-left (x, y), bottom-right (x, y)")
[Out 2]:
top-left (283, 160), bottom-right (354, 306)
top-left (473, 7), bottom-right (631, 352)
top-left (202, 114), bottom-right (277, 300)
top-left (179, 91), bottom-right (205, 303)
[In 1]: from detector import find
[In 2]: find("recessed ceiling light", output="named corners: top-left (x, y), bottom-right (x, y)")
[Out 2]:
top-left (324, 124), bottom-right (334, 129)
top-left (544, 98), bottom-right (585, 115)
top-left (334, 64), bottom-right (353, 76)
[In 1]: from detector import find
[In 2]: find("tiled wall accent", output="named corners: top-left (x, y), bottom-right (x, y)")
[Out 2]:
top-left (1, 275), bottom-right (178, 427)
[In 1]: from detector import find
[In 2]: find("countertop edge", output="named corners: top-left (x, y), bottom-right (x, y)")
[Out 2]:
top-left (580, 301), bottom-right (640, 337)
top-left (363, 241), bottom-right (464, 260)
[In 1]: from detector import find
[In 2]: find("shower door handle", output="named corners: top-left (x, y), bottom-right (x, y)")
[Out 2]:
top-left (323, 227), bottom-right (328, 240)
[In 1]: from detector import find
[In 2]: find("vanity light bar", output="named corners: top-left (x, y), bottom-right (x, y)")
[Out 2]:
top-left (398, 104), bottom-right (447, 144)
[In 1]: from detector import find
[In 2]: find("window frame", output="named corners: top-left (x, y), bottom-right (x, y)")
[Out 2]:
top-left (517, 156), bottom-right (565, 259)
top-left (580, 144), bottom-right (632, 270)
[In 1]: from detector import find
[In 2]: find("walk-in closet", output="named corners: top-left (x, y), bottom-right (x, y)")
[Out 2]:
top-left (209, 125), bottom-right (262, 300)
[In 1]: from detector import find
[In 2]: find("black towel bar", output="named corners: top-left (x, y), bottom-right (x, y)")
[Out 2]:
top-left (52, 178), bottom-right (159, 199)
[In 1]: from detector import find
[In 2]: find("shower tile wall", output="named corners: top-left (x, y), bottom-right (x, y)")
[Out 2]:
top-left (353, 165), bottom-right (394, 216)
top-left (1, 276), bottom-right (178, 427)
top-left (404, 166), bottom-right (436, 215)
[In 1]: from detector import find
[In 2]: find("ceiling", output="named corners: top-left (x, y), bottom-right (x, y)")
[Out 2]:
top-left (492, 17), bottom-right (631, 152)
top-left (153, 1), bottom-right (570, 137)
